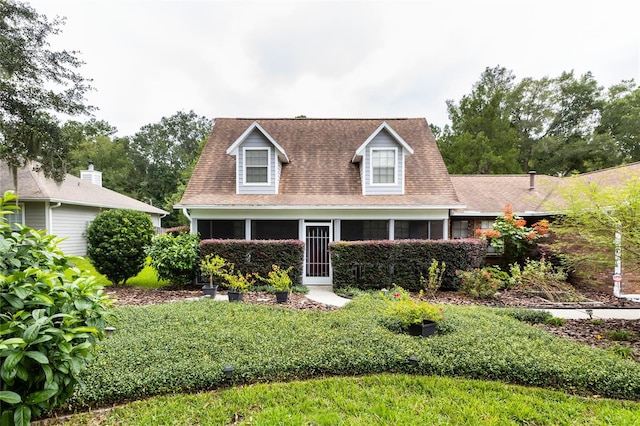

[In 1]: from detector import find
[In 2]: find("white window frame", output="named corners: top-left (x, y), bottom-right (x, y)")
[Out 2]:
top-left (370, 147), bottom-right (397, 186)
top-left (243, 147), bottom-right (270, 185)
top-left (6, 203), bottom-right (25, 230)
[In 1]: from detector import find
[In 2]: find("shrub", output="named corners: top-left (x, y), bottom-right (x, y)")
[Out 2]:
top-left (457, 267), bottom-right (502, 299)
top-left (420, 259), bottom-right (445, 298)
top-left (255, 265), bottom-right (294, 292)
top-left (0, 191), bottom-right (112, 426)
top-left (544, 317), bottom-right (566, 326)
top-left (330, 239), bottom-right (486, 291)
top-left (509, 259), bottom-right (581, 302)
top-left (379, 286), bottom-right (444, 333)
top-left (477, 204), bottom-right (549, 266)
top-left (603, 330), bottom-right (637, 342)
top-left (86, 209), bottom-right (155, 285)
top-left (147, 233), bottom-right (200, 286)
top-left (496, 308), bottom-right (553, 324)
top-left (199, 254), bottom-right (229, 287)
top-left (200, 239), bottom-right (304, 285)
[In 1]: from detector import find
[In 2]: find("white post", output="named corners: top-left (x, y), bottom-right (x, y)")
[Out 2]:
top-left (613, 230), bottom-right (622, 297)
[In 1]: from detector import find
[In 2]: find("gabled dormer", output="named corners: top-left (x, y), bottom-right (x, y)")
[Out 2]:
top-left (226, 122), bottom-right (289, 194)
top-left (352, 122), bottom-right (414, 195)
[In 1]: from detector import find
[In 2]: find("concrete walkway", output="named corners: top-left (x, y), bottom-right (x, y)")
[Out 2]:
top-left (540, 308), bottom-right (640, 320)
top-left (305, 286), bottom-right (640, 318)
top-left (306, 286), bottom-right (351, 307)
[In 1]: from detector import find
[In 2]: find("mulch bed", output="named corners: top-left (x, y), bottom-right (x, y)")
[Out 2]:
top-left (105, 283), bottom-right (639, 361)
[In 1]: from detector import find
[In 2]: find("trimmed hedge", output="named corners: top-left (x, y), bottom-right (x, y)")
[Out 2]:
top-left (330, 239), bottom-right (487, 290)
top-left (199, 239), bottom-right (304, 285)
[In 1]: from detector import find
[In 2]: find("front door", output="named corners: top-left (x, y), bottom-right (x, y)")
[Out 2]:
top-left (304, 222), bottom-right (332, 285)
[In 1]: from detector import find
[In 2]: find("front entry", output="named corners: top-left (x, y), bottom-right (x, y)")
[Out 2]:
top-left (303, 222), bottom-right (332, 285)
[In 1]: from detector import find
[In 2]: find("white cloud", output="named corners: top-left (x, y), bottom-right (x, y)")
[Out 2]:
top-left (26, 0), bottom-right (640, 136)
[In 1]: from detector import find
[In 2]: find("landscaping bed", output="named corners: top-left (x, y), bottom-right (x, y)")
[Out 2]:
top-left (105, 282), bottom-right (639, 361)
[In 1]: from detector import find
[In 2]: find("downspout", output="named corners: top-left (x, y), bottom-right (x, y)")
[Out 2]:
top-left (47, 202), bottom-right (61, 235)
top-left (181, 208), bottom-right (193, 233)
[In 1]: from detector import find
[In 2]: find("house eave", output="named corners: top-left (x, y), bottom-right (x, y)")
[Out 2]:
top-left (20, 196), bottom-right (168, 215)
top-left (175, 203), bottom-right (465, 211)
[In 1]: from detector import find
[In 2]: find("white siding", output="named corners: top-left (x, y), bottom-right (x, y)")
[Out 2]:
top-left (237, 130), bottom-right (278, 194)
top-left (363, 131), bottom-right (405, 195)
top-left (23, 202), bottom-right (46, 231)
top-left (51, 205), bottom-right (99, 256)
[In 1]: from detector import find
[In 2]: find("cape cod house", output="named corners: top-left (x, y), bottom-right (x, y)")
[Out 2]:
top-left (1, 161), bottom-right (168, 256)
top-left (176, 118), bottom-right (465, 285)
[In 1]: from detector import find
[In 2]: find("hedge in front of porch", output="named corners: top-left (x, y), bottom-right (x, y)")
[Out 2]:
top-left (330, 239), bottom-right (486, 291)
top-left (200, 239), bottom-right (305, 285)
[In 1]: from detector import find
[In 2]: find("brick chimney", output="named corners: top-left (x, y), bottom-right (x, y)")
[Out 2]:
top-left (80, 161), bottom-right (103, 187)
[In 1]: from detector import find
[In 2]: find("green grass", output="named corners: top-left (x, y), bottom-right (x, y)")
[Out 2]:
top-left (67, 256), bottom-right (168, 289)
top-left (64, 375), bottom-right (640, 425)
top-left (63, 294), bottom-right (640, 414)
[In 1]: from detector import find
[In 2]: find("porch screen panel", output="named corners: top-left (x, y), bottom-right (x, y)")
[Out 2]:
top-left (306, 226), bottom-right (330, 277)
top-left (197, 220), bottom-right (245, 240)
top-left (251, 220), bottom-right (298, 240)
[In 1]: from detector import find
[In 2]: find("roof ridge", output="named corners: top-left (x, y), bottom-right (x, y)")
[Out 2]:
top-left (220, 117), bottom-right (418, 121)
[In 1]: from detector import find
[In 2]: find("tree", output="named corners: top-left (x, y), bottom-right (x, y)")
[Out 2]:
top-left (548, 175), bottom-right (640, 285)
top-left (0, 0), bottom-right (92, 184)
top-left (62, 119), bottom-right (134, 194)
top-left (597, 80), bottom-right (640, 162)
top-left (127, 111), bottom-right (213, 226)
top-left (438, 66), bottom-right (523, 174)
top-left (85, 209), bottom-right (155, 285)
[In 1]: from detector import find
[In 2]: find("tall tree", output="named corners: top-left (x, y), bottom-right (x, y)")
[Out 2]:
top-left (597, 80), bottom-right (640, 162)
top-left (438, 66), bottom-right (522, 174)
top-left (62, 119), bottom-right (134, 194)
top-left (0, 0), bottom-right (92, 184)
top-left (128, 110), bottom-right (213, 226)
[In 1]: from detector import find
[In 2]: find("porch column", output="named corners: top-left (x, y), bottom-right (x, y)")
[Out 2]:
top-left (389, 219), bottom-right (395, 240)
top-left (245, 219), bottom-right (251, 240)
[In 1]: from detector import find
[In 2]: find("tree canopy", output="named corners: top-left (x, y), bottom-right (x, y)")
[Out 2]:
top-left (437, 66), bottom-right (638, 176)
top-left (0, 0), bottom-right (92, 182)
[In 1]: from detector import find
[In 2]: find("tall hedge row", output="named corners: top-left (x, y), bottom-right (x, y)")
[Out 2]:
top-left (199, 239), bottom-right (304, 285)
top-left (330, 239), bottom-right (487, 291)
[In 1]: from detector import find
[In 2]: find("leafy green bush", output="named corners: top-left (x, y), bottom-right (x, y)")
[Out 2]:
top-left (86, 209), bottom-right (155, 285)
top-left (495, 308), bottom-right (553, 324)
top-left (457, 267), bottom-right (502, 299)
top-left (0, 191), bottom-right (112, 426)
top-left (420, 259), bottom-right (445, 298)
top-left (379, 286), bottom-right (444, 333)
top-left (147, 233), bottom-right (200, 286)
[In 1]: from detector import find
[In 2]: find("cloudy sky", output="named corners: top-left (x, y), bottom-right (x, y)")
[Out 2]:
top-left (28, 0), bottom-right (640, 137)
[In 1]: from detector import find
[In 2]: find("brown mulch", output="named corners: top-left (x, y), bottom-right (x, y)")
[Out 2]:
top-left (105, 282), bottom-right (639, 361)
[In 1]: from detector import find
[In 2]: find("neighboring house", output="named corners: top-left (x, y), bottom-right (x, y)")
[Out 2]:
top-left (176, 118), bottom-right (464, 285)
top-left (450, 172), bottom-right (561, 239)
top-left (1, 161), bottom-right (168, 256)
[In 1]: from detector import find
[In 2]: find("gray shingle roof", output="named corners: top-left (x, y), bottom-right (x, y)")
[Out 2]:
top-left (1, 162), bottom-right (168, 215)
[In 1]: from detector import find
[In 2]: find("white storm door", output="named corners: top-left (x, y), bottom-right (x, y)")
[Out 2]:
top-left (303, 222), bottom-right (332, 285)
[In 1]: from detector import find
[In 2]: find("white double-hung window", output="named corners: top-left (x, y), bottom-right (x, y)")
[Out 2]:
top-left (371, 148), bottom-right (396, 184)
top-left (244, 148), bottom-right (269, 184)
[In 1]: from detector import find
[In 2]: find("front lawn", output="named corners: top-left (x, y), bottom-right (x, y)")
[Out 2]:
top-left (65, 374), bottom-right (640, 425)
top-left (65, 294), bottom-right (640, 415)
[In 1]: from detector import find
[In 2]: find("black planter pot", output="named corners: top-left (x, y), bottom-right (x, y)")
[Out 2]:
top-left (407, 319), bottom-right (437, 337)
top-left (275, 291), bottom-right (289, 303)
top-left (227, 290), bottom-right (244, 302)
top-left (202, 285), bottom-right (218, 298)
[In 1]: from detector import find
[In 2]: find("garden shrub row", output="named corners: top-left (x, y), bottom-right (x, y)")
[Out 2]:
top-left (330, 239), bottom-right (487, 291)
top-left (67, 297), bottom-right (640, 411)
top-left (199, 239), bottom-right (304, 285)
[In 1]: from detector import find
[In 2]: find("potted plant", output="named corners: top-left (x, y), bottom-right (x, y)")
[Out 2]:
top-left (382, 286), bottom-right (444, 337)
top-left (223, 265), bottom-right (254, 302)
top-left (257, 264), bottom-right (294, 303)
top-left (199, 254), bottom-right (228, 297)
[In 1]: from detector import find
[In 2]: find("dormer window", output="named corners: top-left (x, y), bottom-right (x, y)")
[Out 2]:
top-left (371, 148), bottom-right (396, 184)
top-left (244, 147), bottom-right (270, 184)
